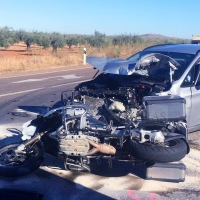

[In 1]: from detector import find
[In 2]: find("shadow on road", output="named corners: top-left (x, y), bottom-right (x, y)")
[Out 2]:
top-left (0, 157), bottom-right (116, 200)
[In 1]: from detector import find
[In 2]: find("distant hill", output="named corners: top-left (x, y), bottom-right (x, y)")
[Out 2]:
top-left (140, 33), bottom-right (168, 38)
top-left (139, 33), bottom-right (185, 40)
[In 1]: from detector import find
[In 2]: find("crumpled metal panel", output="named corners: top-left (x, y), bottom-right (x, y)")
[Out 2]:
top-left (86, 56), bottom-right (136, 75)
top-left (86, 53), bottom-right (180, 76)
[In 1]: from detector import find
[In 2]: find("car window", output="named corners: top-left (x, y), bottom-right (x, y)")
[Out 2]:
top-left (126, 52), bottom-right (141, 61)
top-left (181, 67), bottom-right (195, 87)
top-left (163, 52), bottom-right (195, 81)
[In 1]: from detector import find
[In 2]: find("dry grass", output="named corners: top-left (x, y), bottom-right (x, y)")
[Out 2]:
top-left (0, 52), bottom-right (83, 74)
top-left (0, 42), bottom-right (153, 74)
top-left (86, 43), bottom-right (154, 58)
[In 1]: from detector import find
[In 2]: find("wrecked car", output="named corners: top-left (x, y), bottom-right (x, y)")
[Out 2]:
top-left (0, 44), bottom-right (199, 178)
top-left (76, 44), bottom-right (200, 133)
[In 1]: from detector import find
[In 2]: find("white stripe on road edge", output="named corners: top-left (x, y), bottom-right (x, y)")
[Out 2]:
top-left (13, 108), bottom-right (39, 116)
top-left (0, 67), bottom-right (91, 79)
top-left (12, 74), bottom-right (83, 83)
top-left (0, 88), bottom-right (44, 97)
top-left (0, 79), bottom-right (90, 97)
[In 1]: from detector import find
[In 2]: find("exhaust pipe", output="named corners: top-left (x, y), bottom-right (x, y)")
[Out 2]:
top-left (86, 140), bottom-right (116, 155)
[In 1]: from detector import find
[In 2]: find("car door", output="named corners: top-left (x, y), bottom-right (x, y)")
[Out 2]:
top-left (178, 66), bottom-right (194, 129)
top-left (179, 59), bottom-right (200, 132)
top-left (189, 63), bottom-right (200, 131)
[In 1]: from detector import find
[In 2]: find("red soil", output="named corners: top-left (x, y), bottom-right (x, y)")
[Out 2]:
top-left (0, 42), bottom-right (79, 58)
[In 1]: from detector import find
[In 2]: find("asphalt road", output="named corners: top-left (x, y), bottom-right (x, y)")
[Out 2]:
top-left (0, 65), bottom-right (199, 200)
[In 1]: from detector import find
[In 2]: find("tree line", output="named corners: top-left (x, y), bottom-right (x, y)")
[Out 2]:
top-left (0, 26), bottom-right (189, 54)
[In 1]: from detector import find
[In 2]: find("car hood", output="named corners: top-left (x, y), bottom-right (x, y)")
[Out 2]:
top-left (86, 53), bottom-right (180, 81)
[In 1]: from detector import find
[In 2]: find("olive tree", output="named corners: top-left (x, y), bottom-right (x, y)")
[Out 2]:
top-left (50, 32), bottom-right (65, 54)
top-left (65, 35), bottom-right (79, 49)
top-left (34, 32), bottom-right (51, 49)
top-left (0, 27), bottom-right (18, 48)
top-left (87, 31), bottom-right (107, 47)
top-left (15, 30), bottom-right (35, 51)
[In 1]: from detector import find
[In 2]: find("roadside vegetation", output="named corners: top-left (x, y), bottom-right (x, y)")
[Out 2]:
top-left (0, 26), bottom-right (190, 73)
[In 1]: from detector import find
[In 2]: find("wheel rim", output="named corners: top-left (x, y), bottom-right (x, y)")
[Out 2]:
top-left (141, 139), bottom-right (179, 148)
top-left (163, 139), bottom-right (178, 147)
top-left (0, 145), bottom-right (39, 167)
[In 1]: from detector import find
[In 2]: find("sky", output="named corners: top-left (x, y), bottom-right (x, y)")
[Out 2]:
top-left (0, 0), bottom-right (199, 39)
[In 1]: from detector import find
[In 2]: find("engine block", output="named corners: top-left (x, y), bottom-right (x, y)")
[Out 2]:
top-left (59, 135), bottom-right (99, 156)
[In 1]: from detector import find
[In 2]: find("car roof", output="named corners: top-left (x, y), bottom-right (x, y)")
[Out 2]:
top-left (143, 44), bottom-right (200, 55)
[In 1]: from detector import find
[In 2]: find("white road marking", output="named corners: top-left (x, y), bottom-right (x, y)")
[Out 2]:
top-left (12, 74), bottom-right (83, 83)
top-left (0, 79), bottom-right (90, 98)
top-left (13, 108), bottom-right (39, 116)
top-left (0, 88), bottom-right (44, 97)
top-left (0, 66), bottom-right (91, 79)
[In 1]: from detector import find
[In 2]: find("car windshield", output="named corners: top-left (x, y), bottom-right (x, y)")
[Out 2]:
top-left (127, 51), bottom-right (195, 81)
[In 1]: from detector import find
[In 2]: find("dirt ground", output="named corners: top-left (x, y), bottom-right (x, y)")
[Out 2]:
top-left (0, 42), bottom-right (80, 58)
top-left (0, 42), bottom-right (84, 74)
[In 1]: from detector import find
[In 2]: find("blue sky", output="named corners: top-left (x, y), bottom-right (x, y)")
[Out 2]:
top-left (0, 0), bottom-right (199, 39)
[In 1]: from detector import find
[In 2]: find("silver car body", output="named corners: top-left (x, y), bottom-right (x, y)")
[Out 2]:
top-left (168, 53), bottom-right (200, 132)
top-left (87, 44), bottom-right (200, 133)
